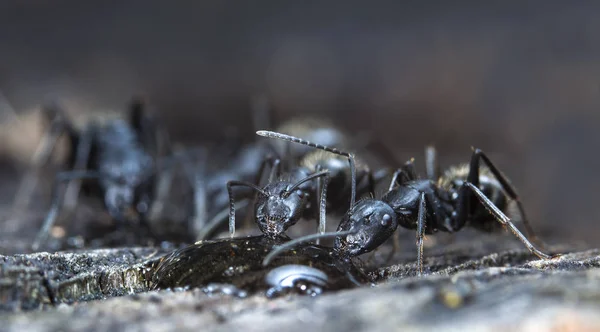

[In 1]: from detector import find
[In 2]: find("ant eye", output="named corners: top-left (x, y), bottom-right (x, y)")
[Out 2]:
top-left (381, 214), bottom-right (392, 227)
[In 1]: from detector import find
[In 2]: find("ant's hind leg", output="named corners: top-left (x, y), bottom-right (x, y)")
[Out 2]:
top-left (462, 182), bottom-right (557, 260)
top-left (466, 148), bottom-right (547, 250)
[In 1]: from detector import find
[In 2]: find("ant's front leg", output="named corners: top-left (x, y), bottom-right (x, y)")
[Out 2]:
top-left (227, 180), bottom-right (267, 238)
top-left (415, 192), bottom-right (427, 276)
top-left (315, 166), bottom-right (330, 243)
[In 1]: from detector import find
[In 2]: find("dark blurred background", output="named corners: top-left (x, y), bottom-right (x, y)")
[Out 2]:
top-left (0, 1), bottom-right (598, 245)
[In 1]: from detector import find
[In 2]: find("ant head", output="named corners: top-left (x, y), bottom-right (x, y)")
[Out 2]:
top-left (100, 154), bottom-right (154, 221)
top-left (255, 182), bottom-right (307, 237)
top-left (334, 199), bottom-right (397, 257)
top-left (104, 184), bottom-right (136, 222)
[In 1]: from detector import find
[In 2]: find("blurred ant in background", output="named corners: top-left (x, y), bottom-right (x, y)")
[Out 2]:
top-left (11, 98), bottom-right (194, 251)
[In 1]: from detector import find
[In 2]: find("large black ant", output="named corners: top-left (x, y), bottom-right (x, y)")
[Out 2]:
top-left (261, 136), bottom-right (561, 275)
top-left (224, 130), bottom-right (388, 243)
top-left (20, 98), bottom-right (189, 251)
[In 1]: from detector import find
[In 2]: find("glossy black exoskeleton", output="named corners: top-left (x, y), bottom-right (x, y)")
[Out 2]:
top-left (266, 144), bottom-right (561, 275)
top-left (22, 99), bottom-right (178, 250)
top-left (225, 131), bottom-right (387, 242)
top-left (150, 235), bottom-right (370, 298)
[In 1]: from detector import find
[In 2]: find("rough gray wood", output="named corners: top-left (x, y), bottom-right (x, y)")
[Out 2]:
top-left (1, 239), bottom-right (598, 331)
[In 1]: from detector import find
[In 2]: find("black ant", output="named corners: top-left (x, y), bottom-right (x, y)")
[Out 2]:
top-left (191, 97), bottom-right (360, 240)
top-left (192, 97), bottom-right (395, 241)
top-left (261, 138), bottom-right (561, 275)
top-left (20, 98), bottom-right (189, 251)
top-left (224, 130), bottom-right (387, 243)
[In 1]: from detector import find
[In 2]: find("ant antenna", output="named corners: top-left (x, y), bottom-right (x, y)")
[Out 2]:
top-left (285, 170), bottom-right (329, 196)
top-left (227, 180), bottom-right (269, 238)
top-left (262, 230), bottom-right (356, 267)
top-left (256, 130), bottom-right (357, 209)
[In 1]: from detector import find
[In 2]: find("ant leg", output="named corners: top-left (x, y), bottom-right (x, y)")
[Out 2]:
top-left (383, 159), bottom-right (419, 262)
top-left (466, 148), bottom-right (546, 249)
top-left (11, 112), bottom-right (70, 216)
top-left (227, 181), bottom-right (267, 238)
top-left (257, 130), bottom-right (358, 209)
top-left (129, 97), bottom-right (160, 159)
top-left (32, 170), bottom-right (102, 251)
top-left (197, 199), bottom-right (250, 240)
top-left (425, 145), bottom-right (440, 180)
top-left (253, 156), bottom-right (281, 187)
top-left (146, 144), bottom-right (196, 226)
top-left (415, 192), bottom-right (427, 276)
top-left (62, 124), bottom-right (94, 212)
top-left (179, 148), bottom-right (208, 238)
top-left (284, 169), bottom-right (330, 241)
top-left (364, 167), bottom-right (392, 197)
top-left (315, 167), bottom-right (330, 244)
top-left (388, 159), bottom-right (416, 191)
top-left (462, 182), bottom-right (555, 260)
